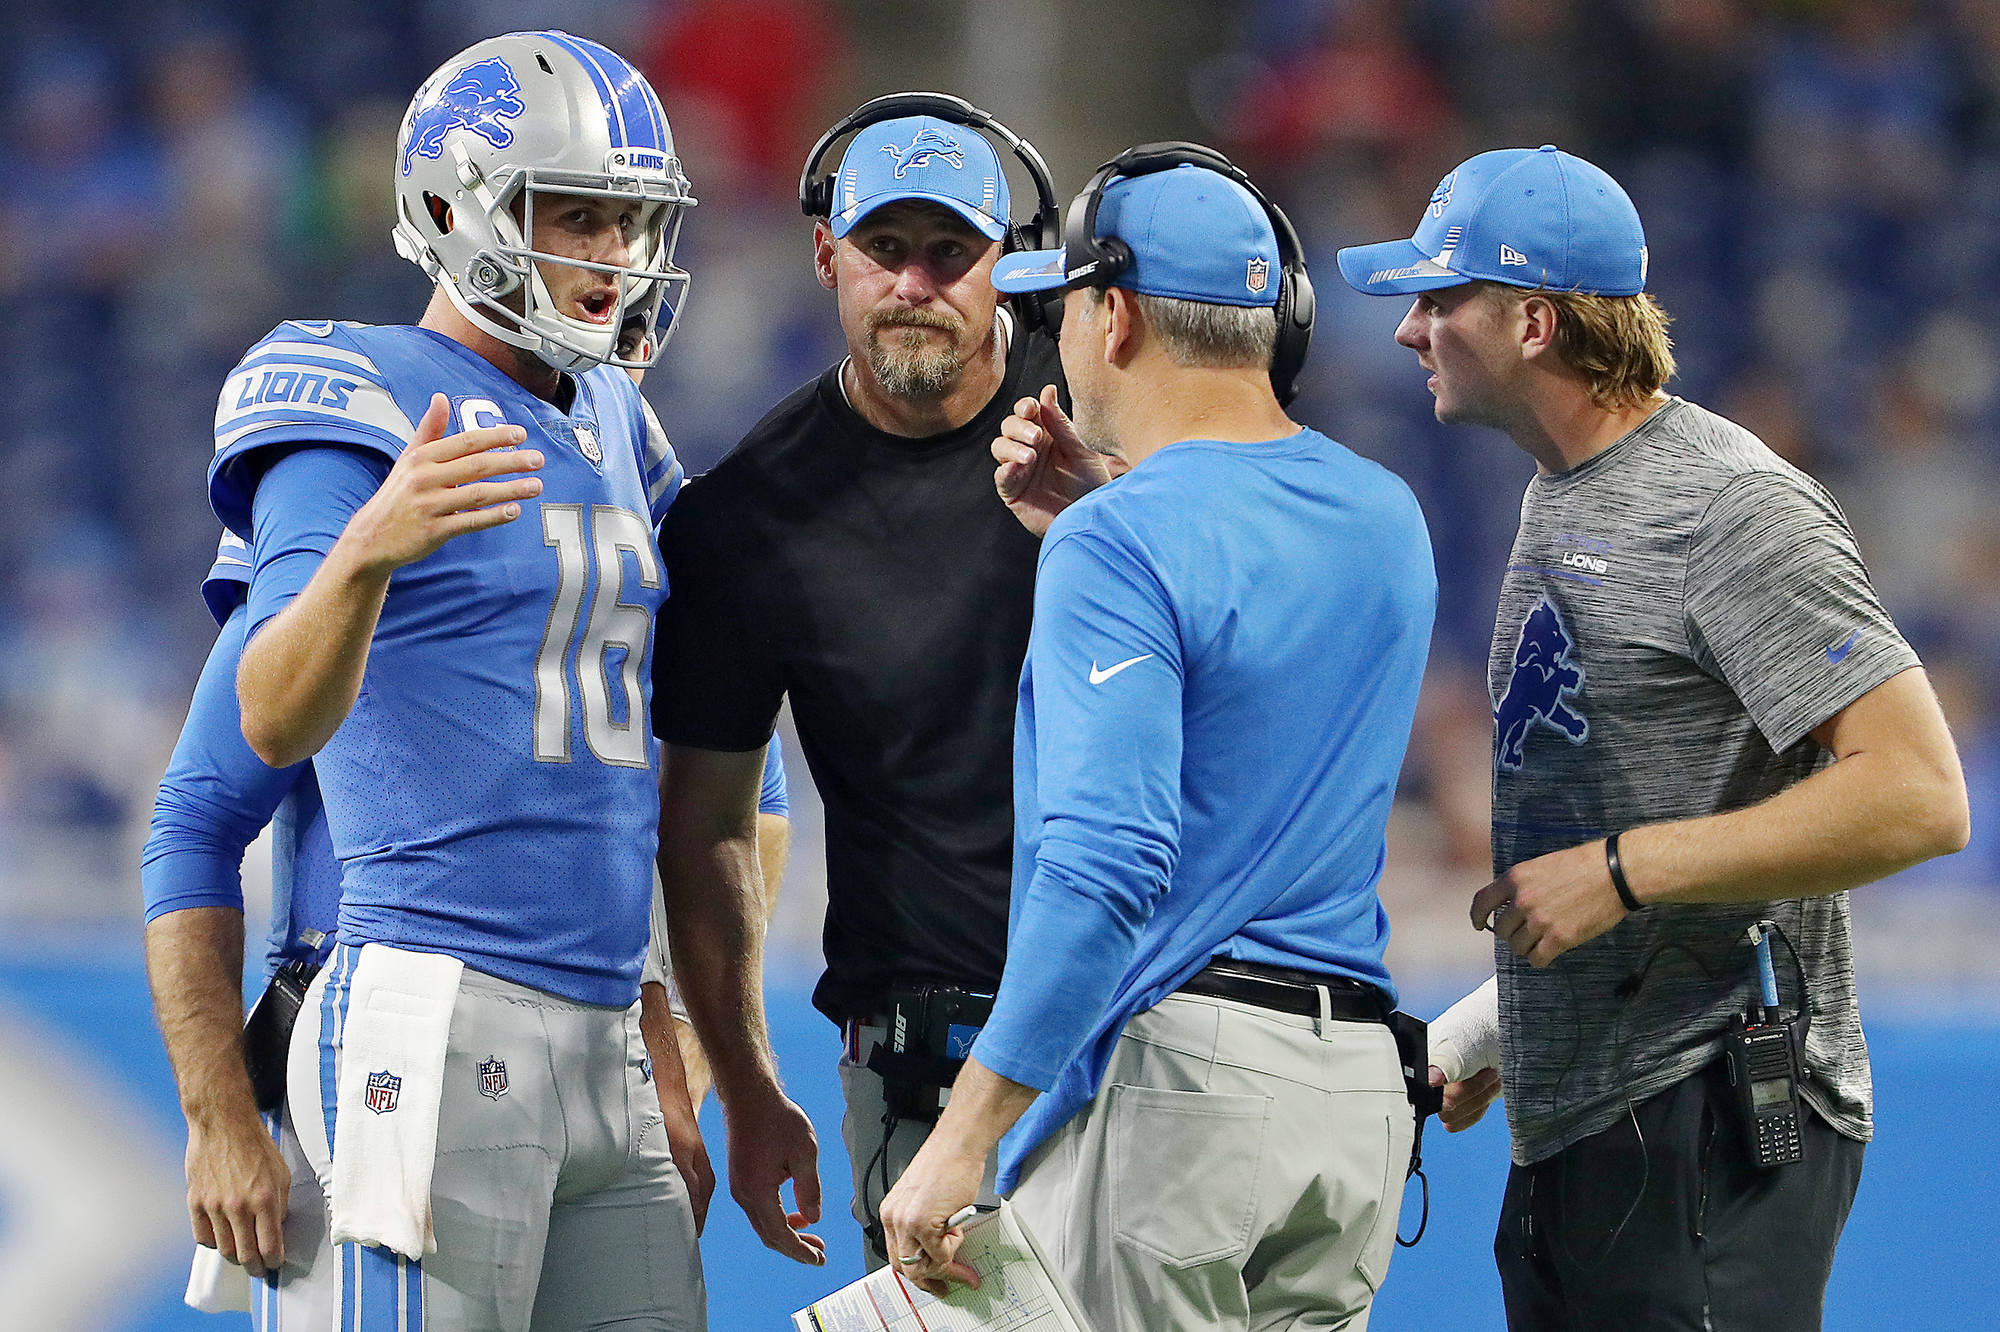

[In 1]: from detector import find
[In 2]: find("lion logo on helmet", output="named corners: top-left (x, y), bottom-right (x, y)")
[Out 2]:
top-left (880, 127), bottom-right (966, 179)
top-left (403, 57), bottom-right (528, 176)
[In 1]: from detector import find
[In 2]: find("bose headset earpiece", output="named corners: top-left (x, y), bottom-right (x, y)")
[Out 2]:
top-left (799, 92), bottom-right (1062, 335)
top-left (1056, 142), bottom-right (1316, 407)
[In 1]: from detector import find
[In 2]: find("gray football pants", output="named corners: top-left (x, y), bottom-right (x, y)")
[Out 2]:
top-left (293, 954), bottom-right (706, 1331)
top-left (1009, 992), bottom-right (1414, 1332)
top-left (242, 1100), bottom-right (334, 1331)
top-left (838, 1020), bottom-right (1001, 1270)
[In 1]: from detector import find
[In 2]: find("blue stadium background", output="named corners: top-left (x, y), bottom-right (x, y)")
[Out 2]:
top-left (2, 0), bottom-right (1995, 1326)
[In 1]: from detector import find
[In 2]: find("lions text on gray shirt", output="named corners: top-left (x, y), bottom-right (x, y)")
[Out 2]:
top-left (1487, 396), bottom-right (1917, 1166)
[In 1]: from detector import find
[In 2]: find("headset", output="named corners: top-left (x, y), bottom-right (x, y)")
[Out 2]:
top-left (1057, 142), bottom-right (1316, 407)
top-left (799, 91), bottom-right (1062, 335)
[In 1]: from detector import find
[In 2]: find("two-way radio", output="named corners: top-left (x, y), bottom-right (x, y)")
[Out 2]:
top-left (1721, 921), bottom-right (1808, 1168)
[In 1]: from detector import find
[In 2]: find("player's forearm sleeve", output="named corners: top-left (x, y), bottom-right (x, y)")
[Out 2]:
top-left (1429, 975), bottom-right (1501, 1083)
top-left (141, 606), bottom-right (305, 923)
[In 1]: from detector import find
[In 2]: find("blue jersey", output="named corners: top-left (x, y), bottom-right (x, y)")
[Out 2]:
top-left (971, 428), bottom-right (1437, 1189)
top-left (209, 320), bottom-right (682, 1006)
top-left (142, 537), bottom-right (341, 982)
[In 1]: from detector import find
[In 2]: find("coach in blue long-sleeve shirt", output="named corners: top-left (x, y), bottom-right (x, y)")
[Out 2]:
top-left (880, 152), bottom-right (1436, 1331)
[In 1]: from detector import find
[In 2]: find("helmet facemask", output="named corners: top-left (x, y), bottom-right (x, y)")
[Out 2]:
top-left (431, 152), bottom-right (694, 373)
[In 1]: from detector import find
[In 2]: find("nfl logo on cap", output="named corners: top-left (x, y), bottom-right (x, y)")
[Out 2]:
top-left (366, 1069), bottom-right (402, 1115)
top-left (479, 1056), bottom-right (509, 1099)
top-left (1246, 256), bottom-right (1269, 294)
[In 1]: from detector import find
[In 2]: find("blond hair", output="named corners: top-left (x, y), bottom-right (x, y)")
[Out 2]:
top-left (1515, 287), bottom-right (1676, 409)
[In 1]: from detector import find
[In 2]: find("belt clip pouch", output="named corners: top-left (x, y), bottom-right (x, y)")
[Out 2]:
top-left (1387, 1009), bottom-right (1441, 1246)
top-left (1386, 1010), bottom-right (1443, 1122)
top-left (923, 986), bottom-right (993, 1063)
top-left (243, 958), bottom-right (320, 1113)
top-left (864, 985), bottom-right (985, 1123)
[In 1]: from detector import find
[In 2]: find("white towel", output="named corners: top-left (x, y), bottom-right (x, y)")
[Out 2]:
top-left (329, 943), bottom-right (464, 1260)
top-left (183, 1244), bottom-right (251, 1313)
top-left (1429, 975), bottom-right (1502, 1084)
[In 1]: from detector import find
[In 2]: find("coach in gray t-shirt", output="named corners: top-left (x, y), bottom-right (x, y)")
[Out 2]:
top-left (1340, 146), bottom-right (1969, 1331)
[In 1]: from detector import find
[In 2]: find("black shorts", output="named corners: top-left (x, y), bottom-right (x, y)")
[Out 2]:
top-left (1496, 1058), bottom-right (1865, 1332)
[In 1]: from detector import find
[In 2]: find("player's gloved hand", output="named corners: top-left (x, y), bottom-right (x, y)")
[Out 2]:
top-left (878, 1133), bottom-right (985, 1297)
top-left (723, 1088), bottom-right (826, 1265)
top-left (1431, 1064), bottom-right (1503, 1133)
top-left (186, 1112), bottom-right (290, 1279)
top-left (339, 392), bottom-right (545, 575)
top-left (991, 384), bottom-right (1114, 536)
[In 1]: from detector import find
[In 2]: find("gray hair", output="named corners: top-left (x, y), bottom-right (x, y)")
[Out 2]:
top-left (1100, 290), bottom-right (1277, 370)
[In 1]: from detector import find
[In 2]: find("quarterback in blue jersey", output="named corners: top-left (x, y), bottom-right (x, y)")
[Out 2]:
top-left (144, 531), bottom-right (790, 1324)
top-left (882, 153), bottom-right (1436, 1331)
top-left (196, 30), bottom-right (814, 1329)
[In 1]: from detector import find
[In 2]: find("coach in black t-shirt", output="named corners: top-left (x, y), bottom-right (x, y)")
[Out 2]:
top-left (652, 100), bottom-right (1070, 1269)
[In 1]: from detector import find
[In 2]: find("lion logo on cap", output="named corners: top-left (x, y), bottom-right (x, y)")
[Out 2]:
top-left (881, 127), bottom-right (966, 178)
top-left (1428, 172), bottom-right (1456, 218)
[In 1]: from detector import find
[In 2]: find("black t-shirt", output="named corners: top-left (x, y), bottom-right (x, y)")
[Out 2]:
top-left (652, 323), bottom-right (1065, 1022)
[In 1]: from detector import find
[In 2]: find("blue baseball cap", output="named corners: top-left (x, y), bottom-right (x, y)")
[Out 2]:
top-left (991, 164), bottom-right (1279, 308)
top-left (1337, 145), bottom-right (1647, 297)
top-left (829, 114), bottom-right (1009, 241)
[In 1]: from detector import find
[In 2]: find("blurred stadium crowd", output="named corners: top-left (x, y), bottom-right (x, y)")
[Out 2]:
top-left (1, 0), bottom-right (1992, 970)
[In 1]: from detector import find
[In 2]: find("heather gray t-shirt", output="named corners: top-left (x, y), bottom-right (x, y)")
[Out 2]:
top-left (1487, 396), bottom-right (1918, 1166)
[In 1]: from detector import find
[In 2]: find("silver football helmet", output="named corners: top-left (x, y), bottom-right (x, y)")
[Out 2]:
top-left (391, 31), bottom-right (696, 372)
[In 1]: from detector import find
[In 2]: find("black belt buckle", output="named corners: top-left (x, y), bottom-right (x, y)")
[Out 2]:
top-left (242, 957), bottom-right (319, 1113)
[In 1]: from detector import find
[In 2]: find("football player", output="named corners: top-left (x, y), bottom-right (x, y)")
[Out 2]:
top-left (144, 532), bottom-right (790, 1324)
top-left (200, 30), bottom-right (816, 1328)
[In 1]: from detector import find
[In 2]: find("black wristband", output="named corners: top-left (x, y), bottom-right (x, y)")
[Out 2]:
top-left (1605, 833), bottom-right (1642, 913)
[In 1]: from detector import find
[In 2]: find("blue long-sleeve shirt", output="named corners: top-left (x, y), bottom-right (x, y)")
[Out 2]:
top-left (141, 599), bottom-right (338, 981)
top-left (970, 428), bottom-right (1436, 1191)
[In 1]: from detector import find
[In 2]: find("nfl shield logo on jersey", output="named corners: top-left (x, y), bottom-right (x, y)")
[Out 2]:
top-left (365, 1069), bottom-right (402, 1114)
top-left (479, 1055), bottom-right (509, 1099)
top-left (1246, 256), bottom-right (1269, 294)
top-left (571, 421), bottom-right (603, 464)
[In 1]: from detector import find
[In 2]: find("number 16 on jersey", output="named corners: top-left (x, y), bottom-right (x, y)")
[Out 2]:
top-left (534, 503), bottom-right (658, 768)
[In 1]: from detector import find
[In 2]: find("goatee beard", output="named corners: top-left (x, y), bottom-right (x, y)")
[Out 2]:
top-left (864, 310), bottom-right (967, 399)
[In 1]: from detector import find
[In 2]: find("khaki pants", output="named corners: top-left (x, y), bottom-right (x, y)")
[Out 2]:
top-left (1010, 992), bottom-right (1412, 1332)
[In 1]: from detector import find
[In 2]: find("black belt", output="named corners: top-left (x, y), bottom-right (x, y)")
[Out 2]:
top-left (1177, 958), bottom-right (1390, 1024)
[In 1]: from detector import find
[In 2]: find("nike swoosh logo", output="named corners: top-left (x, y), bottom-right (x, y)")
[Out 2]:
top-left (1089, 654), bottom-right (1153, 685)
top-left (1826, 628), bottom-right (1862, 664)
